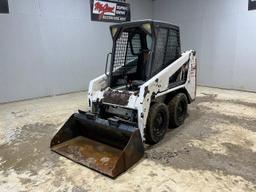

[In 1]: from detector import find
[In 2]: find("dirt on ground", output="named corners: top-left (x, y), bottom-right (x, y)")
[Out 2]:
top-left (0, 87), bottom-right (256, 192)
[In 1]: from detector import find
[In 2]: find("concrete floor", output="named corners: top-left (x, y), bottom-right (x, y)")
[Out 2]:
top-left (0, 86), bottom-right (256, 192)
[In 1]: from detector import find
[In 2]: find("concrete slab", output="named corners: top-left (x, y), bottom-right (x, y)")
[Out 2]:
top-left (0, 87), bottom-right (256, 192)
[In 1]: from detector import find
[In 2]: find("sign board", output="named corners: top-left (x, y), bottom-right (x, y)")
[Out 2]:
top-left (249, 0), bottom-right (256, 10)
top-left (109, 0), bottom-right (127, 2)
top-left (90, 0), bottom-right (131, 23)
top-left (0, 0), bottom-right (9, 14)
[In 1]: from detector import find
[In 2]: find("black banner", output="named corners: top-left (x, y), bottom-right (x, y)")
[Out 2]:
top-left (0, 0), bottom-right (9, 14)
top-left (249, 0), bottom-right (256, 10)
top-left (90, 0), bottom-right (131, 23)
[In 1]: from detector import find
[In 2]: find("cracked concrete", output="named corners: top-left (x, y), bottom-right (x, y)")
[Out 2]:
top-left (0, 87), bottom-right (256, 192)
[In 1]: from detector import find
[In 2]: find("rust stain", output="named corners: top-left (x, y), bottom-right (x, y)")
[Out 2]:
top-left (52, 136), bottom-right (121, 176)
top-left (102, 89), bottom-right (131, 106)
top-left (144, 86), bottom-right (150, 98)
top-left (134, 91), bottom-right (139, 96)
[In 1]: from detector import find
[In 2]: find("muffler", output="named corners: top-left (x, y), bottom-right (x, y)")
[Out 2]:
top-left (50, 111), bottom-right (144, 178)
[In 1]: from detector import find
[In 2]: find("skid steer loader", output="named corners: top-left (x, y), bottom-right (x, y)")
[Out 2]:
top-left (51, 20), bottom-right (197, 178)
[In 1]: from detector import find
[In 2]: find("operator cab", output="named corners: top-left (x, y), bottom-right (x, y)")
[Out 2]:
top-left (110, 26), bottom-right (152, 90)
top-left (108, 20), bottom-right (181, 91)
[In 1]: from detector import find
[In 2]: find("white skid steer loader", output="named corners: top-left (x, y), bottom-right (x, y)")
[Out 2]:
top-left (51, 20), bottom-right (197, 178)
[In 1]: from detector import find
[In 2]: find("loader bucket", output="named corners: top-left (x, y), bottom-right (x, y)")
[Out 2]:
top-left (50, 112), bottom-right (144, 178)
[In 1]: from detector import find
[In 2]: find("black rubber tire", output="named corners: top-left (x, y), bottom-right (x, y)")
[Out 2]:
top-left (145, 103), bottom-right (169, 144)
top-left (168, 93), bottom-right (188, 128)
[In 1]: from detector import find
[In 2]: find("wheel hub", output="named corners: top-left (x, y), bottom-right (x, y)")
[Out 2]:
top-left (153, 112), bottom-right (165, 136)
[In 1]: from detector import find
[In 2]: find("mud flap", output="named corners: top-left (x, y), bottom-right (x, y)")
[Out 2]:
top-left (50, 112), bottom-right (144, 178)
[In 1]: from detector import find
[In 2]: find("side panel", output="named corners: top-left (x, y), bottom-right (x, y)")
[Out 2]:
top-left (136, 50), bottom-right (196, 140)
top-left (185, 52), bottom-right (197, 101)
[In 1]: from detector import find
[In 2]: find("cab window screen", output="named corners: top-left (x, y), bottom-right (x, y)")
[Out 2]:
top-left (113, 32), bottom-right (129, 71)
top-left (130, 34), bottom-right (141, 55)
top-left (164, 29), bottom-right (180, 66)
top-left (151, 28), bottom-right (168, 76)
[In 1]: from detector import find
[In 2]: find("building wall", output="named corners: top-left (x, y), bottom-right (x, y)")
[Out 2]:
top-left (0, 0), bottom-right (152, 103)
top-left (153, 0), bottom-right (256, 92)
top-left (2, 0), bottom-right (256, 103)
